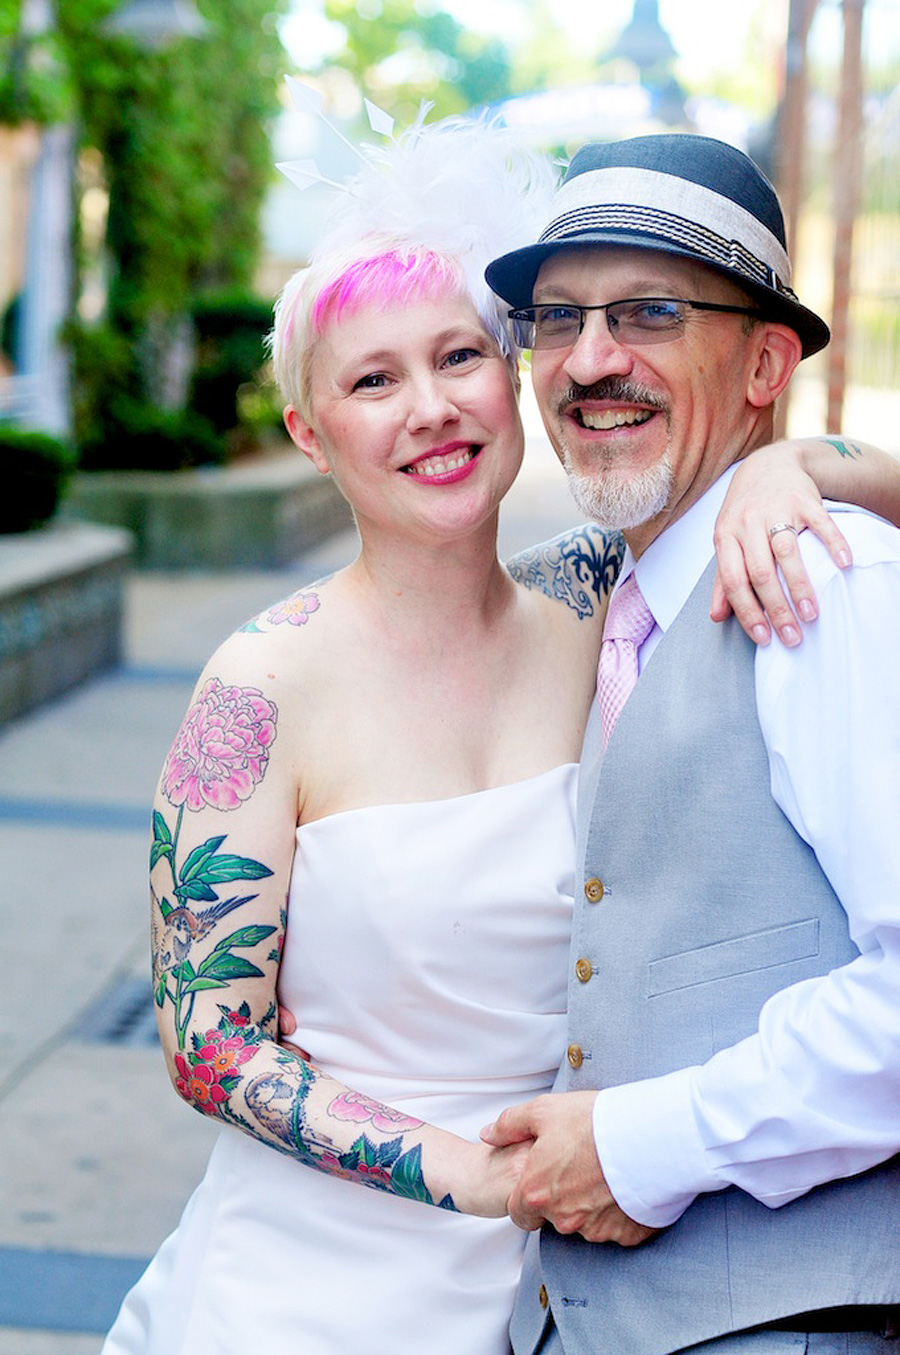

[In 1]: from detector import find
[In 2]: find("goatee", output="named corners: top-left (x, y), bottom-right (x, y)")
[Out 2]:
top-left (564, 453), bottom-right (674, 531)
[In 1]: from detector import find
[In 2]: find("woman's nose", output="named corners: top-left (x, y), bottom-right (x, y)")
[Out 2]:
top-left (405, 377), bottom-right (459, 431)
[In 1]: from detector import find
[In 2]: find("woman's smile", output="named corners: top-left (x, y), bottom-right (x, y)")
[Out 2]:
top-left (401, 443), bottom-right (483, 482)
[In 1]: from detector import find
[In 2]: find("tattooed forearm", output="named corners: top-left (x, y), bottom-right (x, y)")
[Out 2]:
top-left (245, 1059), bottom-right (454, 1207)
top-left (507, 524), bottom-right (624, 617)
top-left (173, 1005), bottom-right (456, 1210)
top-left (822, 436), bottom-right (863, 459)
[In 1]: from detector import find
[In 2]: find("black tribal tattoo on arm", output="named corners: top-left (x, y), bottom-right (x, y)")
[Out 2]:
top-left (507, 524), bottom-right (625, 617)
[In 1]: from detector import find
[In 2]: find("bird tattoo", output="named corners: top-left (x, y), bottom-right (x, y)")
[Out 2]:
top-left (153, 889), bottom-right (255, 979)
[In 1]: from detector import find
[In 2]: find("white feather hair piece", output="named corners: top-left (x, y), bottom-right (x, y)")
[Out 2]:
top-left (277, 80), bottom-right (558, 343)
top-left (319, 111), bottom-right (557, 313)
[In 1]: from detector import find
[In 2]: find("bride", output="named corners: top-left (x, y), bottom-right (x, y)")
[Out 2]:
top-left (103, 112), bottom-right (900, 1354)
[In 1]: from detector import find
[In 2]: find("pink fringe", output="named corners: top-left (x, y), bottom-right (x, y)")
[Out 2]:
top-left (311, 251), bottom-right (460, 335)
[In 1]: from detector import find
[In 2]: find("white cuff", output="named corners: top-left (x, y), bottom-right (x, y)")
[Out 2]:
top-left (592, 1067), bottom-right (723, 1228)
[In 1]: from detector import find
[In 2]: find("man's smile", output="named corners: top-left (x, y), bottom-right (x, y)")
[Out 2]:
top-left (576, 407), bottom-right (656, 431)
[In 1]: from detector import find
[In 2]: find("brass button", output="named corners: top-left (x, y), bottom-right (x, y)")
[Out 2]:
top-left (567, 1043), bottom-right (583, 1069)
top-left (539, 1283), bottom-right (549, 1310)
top-left (575, 957), bottom-right (593, 983)
top-left (584, 877), bottom-right (605, 903)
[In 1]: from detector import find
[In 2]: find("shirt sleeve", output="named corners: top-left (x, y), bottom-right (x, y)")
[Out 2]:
top-left (593, 512), bottom-right (900, 1229)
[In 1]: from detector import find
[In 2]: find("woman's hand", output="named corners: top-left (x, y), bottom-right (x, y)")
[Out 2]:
top-left (714, 434), bottom-right (900, 646)
top-left (443, 1137), bottom-right (535, 1220)
top-left (712, 438), bottom-right (854, 647)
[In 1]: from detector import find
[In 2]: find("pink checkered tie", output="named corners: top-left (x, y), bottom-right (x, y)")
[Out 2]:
top-left (597, 573), bottom-right (656, 749)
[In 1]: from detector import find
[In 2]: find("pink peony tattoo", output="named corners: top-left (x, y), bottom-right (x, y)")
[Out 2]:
top-left (163, 677), bottom-right (278, 812)
top-left (328, 1090), bottom-right (423, 1134)
top-left (266, 592), bottom-right (320, 627)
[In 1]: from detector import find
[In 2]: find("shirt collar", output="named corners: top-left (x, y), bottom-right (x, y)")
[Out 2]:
top-left (618, 463), bottom-right (740, 633)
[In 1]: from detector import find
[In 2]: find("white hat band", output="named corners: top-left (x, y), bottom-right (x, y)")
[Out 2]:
top-left (542, 166), bottom-right (793, 292)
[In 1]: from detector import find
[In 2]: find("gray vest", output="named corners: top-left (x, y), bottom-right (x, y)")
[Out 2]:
top-left (511, 555), bottom-right (900, 1355)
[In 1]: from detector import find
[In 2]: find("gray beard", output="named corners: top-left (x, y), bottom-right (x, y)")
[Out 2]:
top-left (563, 452), bottom-right (674, 532)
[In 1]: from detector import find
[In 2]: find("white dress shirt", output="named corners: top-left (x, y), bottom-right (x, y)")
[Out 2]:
top-left (592, 465), bottom-right (900, 1228)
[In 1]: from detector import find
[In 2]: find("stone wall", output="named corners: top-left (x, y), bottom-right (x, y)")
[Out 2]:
top-left (62, 449), bottom-right (353, 570)
top-left (0, 522), bottom-right (131, 726)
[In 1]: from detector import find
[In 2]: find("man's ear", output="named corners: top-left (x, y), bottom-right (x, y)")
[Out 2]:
top-left (284, 405), bottom-right (330, 475)
top-left (746, 323), bottom-right (803, 409)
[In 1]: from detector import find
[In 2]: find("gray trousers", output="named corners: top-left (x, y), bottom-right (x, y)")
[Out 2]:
top-left (534, 1324), bottom-right (897, 1354)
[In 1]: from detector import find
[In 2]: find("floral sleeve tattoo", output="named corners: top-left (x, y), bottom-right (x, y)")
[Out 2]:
top-left (153, 677), bottom-right (280, 1048)
top-left (507, 523), bottom-right (624, 617)
top-left (152, 676), bottom-right (455, 1210)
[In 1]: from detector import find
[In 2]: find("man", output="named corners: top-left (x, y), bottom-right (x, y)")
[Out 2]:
top-left (482, 135), bottom-right (900, 1353)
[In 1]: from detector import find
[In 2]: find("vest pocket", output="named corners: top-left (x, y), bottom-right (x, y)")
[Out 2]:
top-left (647, 918), bottom-right (820, 996)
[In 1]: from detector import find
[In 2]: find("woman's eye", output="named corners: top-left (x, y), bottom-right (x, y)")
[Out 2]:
top-left (444, 348), bottom-right (480, 368)
top-left (352, 372), bottom-right (388, 391)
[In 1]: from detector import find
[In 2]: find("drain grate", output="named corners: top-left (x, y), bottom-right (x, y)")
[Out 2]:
top-left (77, 976), bottom-right (160, 1047)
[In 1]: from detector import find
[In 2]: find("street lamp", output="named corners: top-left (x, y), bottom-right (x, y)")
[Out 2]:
top-left (103, 0), bottom-right (209, 48)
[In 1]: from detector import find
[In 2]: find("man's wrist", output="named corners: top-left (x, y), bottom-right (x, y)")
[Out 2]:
top-left (592, 1067), bottom-right (722, 1228)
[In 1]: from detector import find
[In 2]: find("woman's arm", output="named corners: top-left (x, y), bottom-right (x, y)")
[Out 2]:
top-left (152, 643), bottom-right (524, 1220)
top-left (713, 436), bottom-right (900, 646)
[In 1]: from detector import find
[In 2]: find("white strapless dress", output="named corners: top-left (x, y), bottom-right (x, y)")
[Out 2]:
top-left (104, 765), bottom-right (576, 1354)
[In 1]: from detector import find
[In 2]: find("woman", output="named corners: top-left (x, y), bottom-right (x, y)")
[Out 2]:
top-left (104, 115), bottom-right (900, 1353)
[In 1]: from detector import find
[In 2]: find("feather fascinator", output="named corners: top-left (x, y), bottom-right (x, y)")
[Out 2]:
top-left (277, 79), bottom-right (558, 337)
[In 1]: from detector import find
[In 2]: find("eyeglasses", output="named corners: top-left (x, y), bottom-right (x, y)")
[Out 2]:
top-left (508, 297), bottom-right (763, 350)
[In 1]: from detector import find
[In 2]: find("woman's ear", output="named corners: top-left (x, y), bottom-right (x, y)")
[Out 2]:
top-left (746, 324), bottom-right (803, 409)
top-left (284, 405), bottom-right (331, 475)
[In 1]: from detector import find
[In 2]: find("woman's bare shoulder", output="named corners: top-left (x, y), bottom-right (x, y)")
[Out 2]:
top-left (506, 523), bottom-right (624, 619)
top-left (235, 573), bottom-right (335, 643)
top-left (188, 574), bottom-right (340, 708)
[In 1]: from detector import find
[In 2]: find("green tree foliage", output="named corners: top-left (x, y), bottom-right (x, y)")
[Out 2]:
top-left (0, 0), bottom-right (287, 462)
top-left (59, 0), bottom-right (286, 328)
top-left (319, 0), bottom-right (512, 120)
top-left (0, 0), bottom-right (75, 124)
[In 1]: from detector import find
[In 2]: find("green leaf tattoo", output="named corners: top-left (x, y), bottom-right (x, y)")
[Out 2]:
top-left (823, 436), bottom-right (863, 459)
top-left (151, 808), bottom-right (276, 1049)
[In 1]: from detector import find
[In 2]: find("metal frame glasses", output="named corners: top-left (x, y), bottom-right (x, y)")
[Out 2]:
top-left (508, 297), bottom-right (763, 350)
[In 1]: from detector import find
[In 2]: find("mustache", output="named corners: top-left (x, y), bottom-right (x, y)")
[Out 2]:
top-left (561, 377), bottom-right (666, 410)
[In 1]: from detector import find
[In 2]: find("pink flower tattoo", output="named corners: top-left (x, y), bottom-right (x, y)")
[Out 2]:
top-left (266, 592), bottom-right (321, 627)
top-left (328, 1090), bottom-right (423, 1134)
top-left (163, 678), bottom-right (278, 813)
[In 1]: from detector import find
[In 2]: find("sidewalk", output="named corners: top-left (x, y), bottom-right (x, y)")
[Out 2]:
top-left (0, 427), bottom-right (582, 1351)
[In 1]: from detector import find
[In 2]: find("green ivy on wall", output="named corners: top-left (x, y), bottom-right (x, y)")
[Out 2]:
top-left (0, 0), bottom-right (287, 463)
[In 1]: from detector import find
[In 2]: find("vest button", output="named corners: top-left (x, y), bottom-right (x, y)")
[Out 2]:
top-left (539, 1283), bottom-right (549, 1310)
top-left (584, 877), bottom-right (605, 903)
top-left (567, 1043), bottom-right (584, 1069)
top-left (574, 957), bottom-right (593, 983)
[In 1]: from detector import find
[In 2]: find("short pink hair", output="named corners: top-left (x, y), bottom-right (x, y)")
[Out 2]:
top-left (271, 241), bottom-right (514, 420)
top-left (311, 251), bottom-right (463, 335)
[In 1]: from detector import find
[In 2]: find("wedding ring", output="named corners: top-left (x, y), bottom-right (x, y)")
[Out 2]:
top-left (767, 522), bottom-right (798, 540)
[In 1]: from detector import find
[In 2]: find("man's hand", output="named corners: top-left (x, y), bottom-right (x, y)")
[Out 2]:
top-left (278, 1003), bottom-right (311, 1061)
top-left (481, 1092), bottom-right (658, 1246)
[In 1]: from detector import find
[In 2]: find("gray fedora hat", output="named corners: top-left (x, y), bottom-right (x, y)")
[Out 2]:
top-left (485, 133), bottom-right (830, 359)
